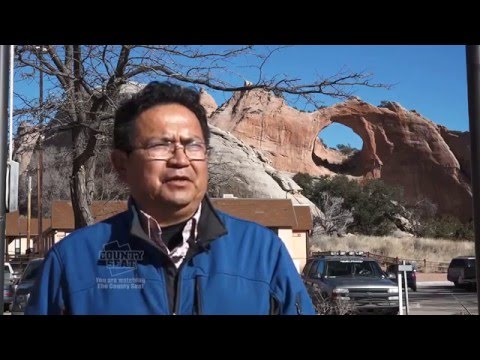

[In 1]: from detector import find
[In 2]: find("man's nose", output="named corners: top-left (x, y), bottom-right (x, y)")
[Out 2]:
top-left (168, 145), bottom-right (190, 166)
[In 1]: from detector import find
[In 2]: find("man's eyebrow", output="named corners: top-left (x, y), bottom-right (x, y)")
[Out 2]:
top-left (181, 136), bottom-right (205, 143)
top-left (143, 136), bottom-right (174, 144)
top-left (143, 135), bottom-right (204, 145)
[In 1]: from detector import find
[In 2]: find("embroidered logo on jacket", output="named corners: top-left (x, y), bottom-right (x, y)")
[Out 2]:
top-left (98, 241), bottom-right (144, 277)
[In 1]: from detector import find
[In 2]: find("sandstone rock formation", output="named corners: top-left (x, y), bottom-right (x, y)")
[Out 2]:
top-left (200, 88), bottom-right (218, 117)
top-left (210, 91), bottom-right (472, 222)
top-left (208, 125), bottom-right (321, 216)
top-left (210, 89), bottom-right (335, 176)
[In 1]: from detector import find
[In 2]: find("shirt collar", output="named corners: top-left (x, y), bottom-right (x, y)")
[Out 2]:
top-left (128, 197), bottom-right (202, 267)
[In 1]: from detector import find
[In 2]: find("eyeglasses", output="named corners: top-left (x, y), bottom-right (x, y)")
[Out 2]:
top-left (129, 141), bottom-right (208, 161)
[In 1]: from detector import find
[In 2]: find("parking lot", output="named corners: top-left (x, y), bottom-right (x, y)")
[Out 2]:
top-left (407, 282), bottom-right (478, 315)
top-left (4, 282), bottom-right (477, 316)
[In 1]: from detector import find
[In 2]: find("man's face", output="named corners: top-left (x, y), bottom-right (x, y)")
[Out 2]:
top-left (114, 103), bottom-right (208, 211)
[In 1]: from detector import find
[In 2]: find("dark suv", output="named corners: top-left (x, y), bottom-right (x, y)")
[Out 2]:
top-left (386, 263), bottom-right (417, 292)
top-left (447, 256), bottom-right (476, 290)
top-left (302, 251), bottom-right (399, 315)
top-left (11, 258), bottom-right (44, 315)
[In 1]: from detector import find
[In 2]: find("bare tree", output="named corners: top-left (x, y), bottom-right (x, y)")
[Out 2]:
top-left (17, 145), bottom-right (71, 218)
top-left (18, 134), bottom-right (128, 217)
top-left (408, 197), bottom-right (438, 237)
top-left (314, 192), bottom-right (354, 236)
top-left (41, 146), bottom-right (72, 216)
top-left (13, 45), bottom-right (390, 228)
top-left (94, 145), bottom-right (129, 201)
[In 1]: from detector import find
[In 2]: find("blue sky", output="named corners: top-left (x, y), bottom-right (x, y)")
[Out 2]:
top-left (208, 45), bottom-right (468, 149)
top-left (13, 45), bottom-right (468, 150)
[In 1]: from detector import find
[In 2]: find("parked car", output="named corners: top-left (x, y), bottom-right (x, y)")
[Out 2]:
top-left (3, 279), bottom-right (14, 312)
top-left (11, 258), bottom-right (44, 315)
top-left (447, 256), bottom-right (476, 290)
top-left (302, 251), bottom-right (399, 315)
top-left (3, 262), bottom-right (15, 312)
top-left (4, 262), bottom-right (13, 281)
top-left (10, 262), bottom-right (29, 282)
top-left (386, 263), bottom-right (417, 292)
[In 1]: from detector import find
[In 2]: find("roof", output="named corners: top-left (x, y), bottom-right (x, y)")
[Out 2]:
top-left (51, 201), bottom-right (74, 230)
top-left (49, 198), bottom-right (310, 231)
top-left (51, 200), bottom-right (128, 230)
top-left (6, 211), bottom-right (51, 237)
top-left (323, 256), bottom-right (374, 261)
top-left (292, 205), bottom-right (313, 231)
top-left (211, 198), bottom-right (297, 228)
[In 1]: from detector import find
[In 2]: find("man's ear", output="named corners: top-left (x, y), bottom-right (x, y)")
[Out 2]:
top-left (111, 150), bottom-right (129, 182)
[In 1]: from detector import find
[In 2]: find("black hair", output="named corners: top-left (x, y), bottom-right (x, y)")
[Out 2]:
top-left (113, 81), bottom-right (210, 151)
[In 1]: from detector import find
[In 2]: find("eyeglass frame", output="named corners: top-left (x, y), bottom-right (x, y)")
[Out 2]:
top-left (126, 141), bottom-right (210, 161)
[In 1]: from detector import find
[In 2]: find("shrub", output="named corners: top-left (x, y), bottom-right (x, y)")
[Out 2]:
top-left (336, 143), bottom-right (358, 156)
top-left (423, 216), bottom-right (474, 241)
top-left (295, 174), bottom-right (406, 236)
top-left (310, 286), bottom-right (356, 315)
top-left (295, 172), bottom-right (472, 239)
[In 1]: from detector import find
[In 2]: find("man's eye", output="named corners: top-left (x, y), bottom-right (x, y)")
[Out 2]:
top-left (149, 143), bottom-right (170, 149)
top-left (187, 143), bottom-right (205, 150)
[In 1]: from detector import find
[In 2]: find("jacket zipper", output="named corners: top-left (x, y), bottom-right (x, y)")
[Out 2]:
top-left (173, 244), bottom-right (203, 315)
top-left (160, 266), bottom-right (175, 315)
top-left (193, 276), bottom-right (202, 315)
top-left (172, 252), bottom-right (191, 315)
top-left (269, 293), bottom-right (281, 315)
top-left (173, 273), bottom-right (182, 315)
top-left (295, 293), bottom-right (303, 315)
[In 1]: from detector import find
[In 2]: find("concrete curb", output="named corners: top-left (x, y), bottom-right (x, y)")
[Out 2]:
top-left (417, 281), bottom-right (452, 286)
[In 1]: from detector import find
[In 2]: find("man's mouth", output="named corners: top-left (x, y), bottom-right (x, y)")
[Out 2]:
top-left (164, 176), bottom-right (191, 183)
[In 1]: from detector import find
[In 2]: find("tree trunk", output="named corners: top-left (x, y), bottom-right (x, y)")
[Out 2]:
top-left (86, 155), bottom-right (96, 204)
top-left (70, 126), bottom-right (97, 229)
top-left (70, 163), bottom-right (94, 228)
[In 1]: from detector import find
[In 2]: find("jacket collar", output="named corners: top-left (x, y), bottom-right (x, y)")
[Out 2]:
top-left (197, 196), bottom-right (228, 245)
top-left (127, 196), bottom-right (228, 246)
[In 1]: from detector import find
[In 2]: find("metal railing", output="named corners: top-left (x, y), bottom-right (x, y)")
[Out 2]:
top-left (364, 251), bottom-right (449, 273)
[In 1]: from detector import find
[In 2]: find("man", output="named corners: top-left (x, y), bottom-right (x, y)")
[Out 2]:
top-left (26, 81), bottom-right (315, 315)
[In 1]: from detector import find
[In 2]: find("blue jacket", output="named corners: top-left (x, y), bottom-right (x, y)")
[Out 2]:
top-left (26, 198), bottom-right (316, 315)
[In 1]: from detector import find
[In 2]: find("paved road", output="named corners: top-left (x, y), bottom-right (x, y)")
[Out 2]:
top-left (3, 282), bottom-right (478, 315)
top-left (405, 282), bottom-right (478, 315)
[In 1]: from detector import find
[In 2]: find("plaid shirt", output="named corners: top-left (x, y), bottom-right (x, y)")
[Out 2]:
top-left (131, 201), bottom-right (201, 268)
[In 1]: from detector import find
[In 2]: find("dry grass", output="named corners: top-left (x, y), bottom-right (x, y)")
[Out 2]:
top-left (310, 234), bottom-right (475, 264)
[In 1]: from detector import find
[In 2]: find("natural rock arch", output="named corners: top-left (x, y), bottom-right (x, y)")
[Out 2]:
top-left (209, 90), bottom-right (472, 221)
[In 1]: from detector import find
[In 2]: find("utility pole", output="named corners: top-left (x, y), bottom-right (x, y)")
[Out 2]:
top-left (38, 145), bottom-right (43, 252)
top-left (36, 46), bottom-right (45, 255)
top-left (27, 176), bottom-right (31, 248)
top-left (0, 45), bottom-right (10, 315)
top-left (466, 45), bottom-right (480, 315)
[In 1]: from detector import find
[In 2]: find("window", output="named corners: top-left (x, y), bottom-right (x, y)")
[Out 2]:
top-left (22, 261), bottom-right (43, 281)
top-left (308, 260), bottom-right (321, 278)
top-left (316, 260), bottom-right (325, 276)
top-left (326, 261), bottom-right (351, 277)
top-left (302, 260), bottom-right (314, 276)
top-left (326, 260), bottom-right (382, 277)
top-left (353, 261), bottom-right (375, 276)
